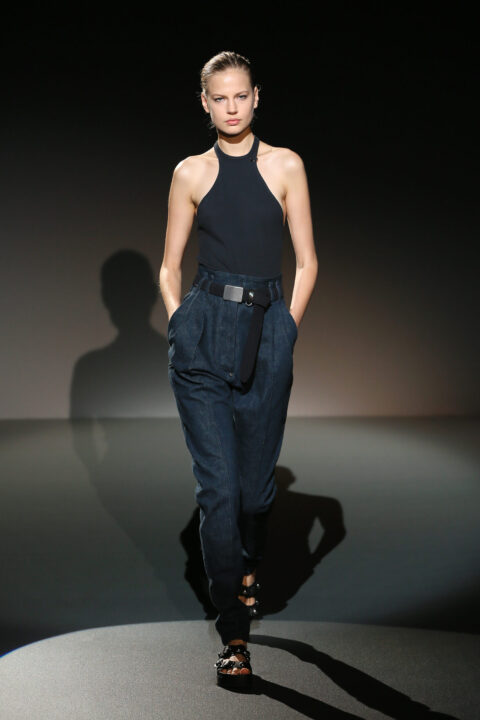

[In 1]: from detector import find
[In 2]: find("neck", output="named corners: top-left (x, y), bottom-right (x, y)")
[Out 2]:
top-left (216, 128), bottom-right (254, 156)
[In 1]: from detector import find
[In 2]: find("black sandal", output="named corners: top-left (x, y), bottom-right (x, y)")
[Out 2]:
top-left (215, 643), bottom-right (253, 691)
top-left (239, 580), bottom-right (261, 618)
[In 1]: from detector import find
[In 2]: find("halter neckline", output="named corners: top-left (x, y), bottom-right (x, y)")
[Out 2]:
top-left (214, 135), bottom-right (259, 161)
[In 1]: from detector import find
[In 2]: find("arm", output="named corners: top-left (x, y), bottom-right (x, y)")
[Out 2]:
top-left (284, 152), bottom-right (318, 328)
top-left (159, 158), bottom-right (197, 320)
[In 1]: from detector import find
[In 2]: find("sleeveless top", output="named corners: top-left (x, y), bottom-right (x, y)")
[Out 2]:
top-left (196, 134), bottom-right (285, 277)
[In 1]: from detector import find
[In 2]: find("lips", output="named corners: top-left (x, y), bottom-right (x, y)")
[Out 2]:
top-left (226, 119), bottom-right (240, 124)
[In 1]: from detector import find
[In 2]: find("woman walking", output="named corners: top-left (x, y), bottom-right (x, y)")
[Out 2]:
top-left (159, 50), bottom-right (317, 691)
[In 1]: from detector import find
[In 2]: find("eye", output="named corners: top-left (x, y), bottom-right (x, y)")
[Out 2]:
top-left (213, 95), bottom-right (247, 102)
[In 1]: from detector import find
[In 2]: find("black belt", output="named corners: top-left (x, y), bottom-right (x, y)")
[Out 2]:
top-left (193, 271), bottom-right (280, 386)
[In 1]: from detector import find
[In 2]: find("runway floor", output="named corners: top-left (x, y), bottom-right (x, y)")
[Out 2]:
top-left (1, 619), bottom-right (478, 719)
top-left (1, 417), bottom-right (479, 718)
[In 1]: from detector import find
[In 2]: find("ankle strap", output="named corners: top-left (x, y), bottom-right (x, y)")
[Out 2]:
top-left (222, 643), bottom-right (250, 656)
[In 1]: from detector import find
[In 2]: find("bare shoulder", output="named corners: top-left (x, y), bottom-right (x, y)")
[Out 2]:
top-left (258, 140), bottom-right (305, 173)
top-left (172, 147), bottom-right (216, 187)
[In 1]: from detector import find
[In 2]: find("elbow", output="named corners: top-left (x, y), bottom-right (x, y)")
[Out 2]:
top-left (158, 263), bottom-right (182, 296)
top-left (159, 262), bottom-right (182, 279)
top-left (296, 251), bottom-right (318, 272)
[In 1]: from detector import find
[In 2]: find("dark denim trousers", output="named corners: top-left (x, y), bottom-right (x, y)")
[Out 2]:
top-left (167, 263), bottom-right (297, 645)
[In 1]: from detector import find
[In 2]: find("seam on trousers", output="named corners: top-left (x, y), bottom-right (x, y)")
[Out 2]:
top-left (256, 308), bottom-right (276, 484)
top-left (200, 379), bottom-right (235, 573)
top-left (187, 300), bottom-right (206, 371)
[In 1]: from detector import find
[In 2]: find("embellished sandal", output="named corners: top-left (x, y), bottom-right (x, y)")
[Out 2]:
top-left (215, 643), bottom-right (253, 691)
top-left (239, 579), bottom-right (261, 618)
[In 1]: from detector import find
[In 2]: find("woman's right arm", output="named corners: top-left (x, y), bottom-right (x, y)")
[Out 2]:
top-left (159, 158), bottom-right (197, 321)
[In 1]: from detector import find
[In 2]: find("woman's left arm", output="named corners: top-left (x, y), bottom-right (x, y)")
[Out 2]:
top-left (283, 151), bottom-right (318, 328)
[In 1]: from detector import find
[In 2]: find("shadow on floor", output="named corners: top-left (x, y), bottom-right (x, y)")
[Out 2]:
top-left (248, 633), bottom-right (459, 720)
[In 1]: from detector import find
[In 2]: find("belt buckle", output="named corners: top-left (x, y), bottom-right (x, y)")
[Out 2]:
top-left (223, 284), bottom-right (244, 302)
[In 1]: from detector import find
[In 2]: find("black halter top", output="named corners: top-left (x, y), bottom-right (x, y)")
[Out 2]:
top-left (196, 134), bottom-right (285, 277)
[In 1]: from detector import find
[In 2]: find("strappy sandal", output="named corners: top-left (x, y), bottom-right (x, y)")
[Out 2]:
top-left (239, 579), bottom-right (261, 618)
top-left (215, 643), bottom-right (253, 691)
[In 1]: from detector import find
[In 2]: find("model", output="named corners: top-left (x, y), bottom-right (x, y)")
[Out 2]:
top-left (159, 50), bottom-right (317, 691)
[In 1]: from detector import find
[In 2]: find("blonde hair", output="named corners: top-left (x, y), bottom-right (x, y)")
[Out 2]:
top-left (200, 50), bottom-right (258, 95)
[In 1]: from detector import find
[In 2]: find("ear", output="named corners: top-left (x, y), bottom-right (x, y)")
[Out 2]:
top-left (201, 92), bottom-right (210, 113)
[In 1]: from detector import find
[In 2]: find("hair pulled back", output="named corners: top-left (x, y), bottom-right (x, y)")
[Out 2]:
top-left (199, 50), bottom-right (259, 97)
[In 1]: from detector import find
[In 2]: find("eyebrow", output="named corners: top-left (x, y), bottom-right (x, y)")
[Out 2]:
top-left (212, 90), bottom-right (250, 97)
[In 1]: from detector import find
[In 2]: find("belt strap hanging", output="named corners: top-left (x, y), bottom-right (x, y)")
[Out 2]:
top-left (193, 272), bottom-right (275, 386)
top-left (238, 287), bottom-right (271, 385)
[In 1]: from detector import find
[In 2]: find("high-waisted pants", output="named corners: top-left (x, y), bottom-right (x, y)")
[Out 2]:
top-left (167, 263), bottom-right (298, 645)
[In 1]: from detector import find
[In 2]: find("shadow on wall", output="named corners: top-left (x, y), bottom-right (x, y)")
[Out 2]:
top-left (69, 249), bottom-right (174, 422)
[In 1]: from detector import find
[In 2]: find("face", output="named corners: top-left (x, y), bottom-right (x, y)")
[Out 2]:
top-left (201, 68), bottom-right (258, 135)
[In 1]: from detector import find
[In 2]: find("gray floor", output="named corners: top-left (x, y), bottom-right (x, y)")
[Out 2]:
top-left (1, 417), bottom-right (479, 717)
top-left (1, 619), bottom-right (478, 719)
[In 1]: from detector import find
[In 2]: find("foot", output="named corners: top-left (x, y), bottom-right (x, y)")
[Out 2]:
top-left (238, 570), bottom-right (258, 609)
top-left (216, 639), bottom-right (251, 676)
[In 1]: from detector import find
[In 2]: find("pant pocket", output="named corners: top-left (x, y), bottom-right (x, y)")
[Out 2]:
top-left (168, 287), bottom-right (205, 369)
top-left (281, 300), bottom-right (298, 346)
top-left (167, 286), bottom-right (198, 334)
